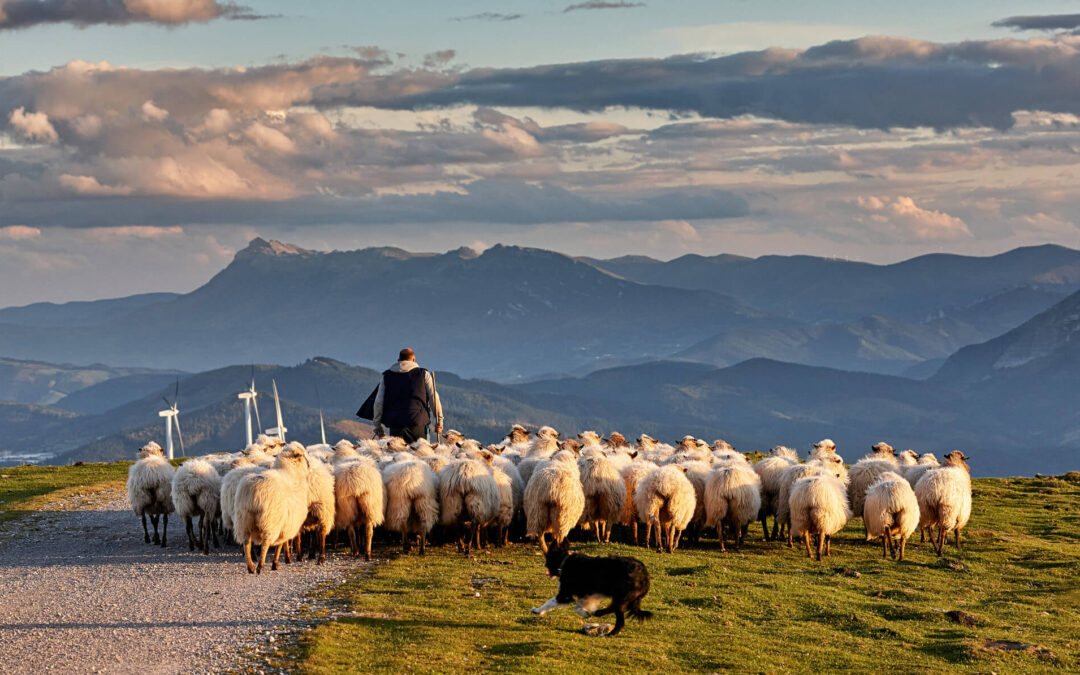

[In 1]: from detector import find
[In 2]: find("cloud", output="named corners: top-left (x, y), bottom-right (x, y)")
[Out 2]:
top-left (0, 0), bottom-right (267, 30)
top-left (450, 12), bottom-right (523, 22)
top-left (992, 14), bottom-right (1080, 31)
top-left (80, 225), bottom-right (184, 239)
top-left (0, 224), bottom-right (41, 240)
top-left (564, 1), bottom-right (644, 12)
top-left (379, 34), bottom-right (1080, 131)
top-left (8, 107), bottom-right (58, 142)
top-left (141, 99), bottom-right (169, 122)
top-left (853, 195), bottom-right (972, 241)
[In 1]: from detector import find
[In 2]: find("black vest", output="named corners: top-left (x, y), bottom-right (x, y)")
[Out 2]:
top-left (380, 368), bottom-right (430, 428)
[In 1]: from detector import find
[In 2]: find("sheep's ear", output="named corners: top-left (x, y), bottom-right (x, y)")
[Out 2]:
top-left (629, 450), bottom-right (638, 459)
top-left (479, 450), bottom-right (494, 465)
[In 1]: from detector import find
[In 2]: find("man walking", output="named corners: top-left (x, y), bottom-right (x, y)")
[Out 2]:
top-left (372, 348), bottom-right (443, 443)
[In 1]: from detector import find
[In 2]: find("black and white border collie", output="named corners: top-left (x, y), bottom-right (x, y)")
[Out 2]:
top-left (530, 543), bottom-right (652, 636)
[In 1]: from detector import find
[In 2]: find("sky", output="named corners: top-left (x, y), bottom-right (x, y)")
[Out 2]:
top-left (3, 0), bottom-right (1080, 305)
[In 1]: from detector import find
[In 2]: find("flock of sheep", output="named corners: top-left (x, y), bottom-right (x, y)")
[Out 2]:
top-left (126, 425), bottom-right (973, 573)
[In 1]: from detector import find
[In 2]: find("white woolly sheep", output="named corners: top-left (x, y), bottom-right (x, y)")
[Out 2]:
top-left (619, 459), bottom-right (658, 545)
top-left (776, 456), bottom-right (848, 547)
top-left (126, 442), bottom-right (175, 547)
top-left (789, 472), bottom-right (852, 561)
top-left (679, 460), bottom-right (712, 543)
top-left (578, 453), bottom-right (626, 543)
top-left (300, 458), bottom-right (335, 563)
top-left (438, 455), bottom-right (501, 555)
top-left (915, 450), bottom-right (972, 556)
top-left (171, 458), bottom-right (222, 554)
top-left (704, 462), bottom-right (762, 551)
top-left (382, 458), bottom-right (440, 554)
top-left (863, 471), bottom-right (920, 561)
top-left (753, 446), bottom-right (799, 540)
top-left (524, 458), bottom-right (585, 553)
top-left (233, 444), bottom-right (311, 574)
top-left (220, 456), bottom-right (261, 537)
top-left (847, 443), bottom-right (900, 537)
top-left (809, 439), bottom-right (837, 460)
top-left (334, 457), bottom-right (386, 561)
top-left (634, 464), bottom-right (696, 553)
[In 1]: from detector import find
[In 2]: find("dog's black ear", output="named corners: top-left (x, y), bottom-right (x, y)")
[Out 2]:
top-left (558, 538), bottom-right (571, 554)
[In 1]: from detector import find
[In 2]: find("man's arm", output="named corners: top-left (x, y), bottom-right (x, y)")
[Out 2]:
top-left (426, 371), bottom-right (444, 432)
top-left (372, 377), bottom-right (386, 433)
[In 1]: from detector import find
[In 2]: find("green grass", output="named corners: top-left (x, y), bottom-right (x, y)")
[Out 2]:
top-left (0, 462), bottom-right (131, 530)
top-left (288, 475), bottom-right (1080, 674)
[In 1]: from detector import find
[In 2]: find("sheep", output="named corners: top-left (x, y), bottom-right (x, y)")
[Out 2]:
top-left (915, 451), bottom-right (972, 556)
top-left (220, 456), bottom-right (261, 537)
top-left (300, 458), bottom-right (335, 564)
top-left (382, 459), bottom-right (440, 554)
top-left (619, 459), bottom-right (658, 545)
top-left (847, 443), bottom-right (899, 537)
top-left (491, 452), bottom-right (525, 541)
top-left (205, 452), bottom-right (238, 477)
top-left (524, 457), bottom-right (585, 553)
top-left (863, 471), bottom-right (920, 561)
top-left (605, 431), bottom-right (630, 450)
top-left (333, 439), bottom-right (360, 463)
top-left (171, 458), bottom-right (222, 554)
top-left (487, 458), bottom-right (518, 546)
top-left (334, 457), bottom-right (386, 561)
top-left (753, 446), bottom-right (799, 540)
top-left (438, 454), bottom-right (501, 555)
top-left (577, 453), bottom-right (626, 543)
top-left (578, 430), bottom-right (604, 447)
top-left (634, 464), bottom-right (696, 553)
top-left (704, 462), bottom-right (762, 551)
top-left (126, 442), bottom-right (175, 547)
top-left (501, 423), bottom-right (531, 448)
top-left (904, 453), bottom-right (940, 489)
top-left (776, 456), bottom-right (848, 546)
top-left (518, 434), bottom-right (559, 487)
top-left (809, 438), bottom-right (837, 460)
top-left (233, 444), bottom-right (311, 574)
top-left (897, 449), bottom-right (919, 469)
top-left (789, 472), bottom-right (852, 561)
top-left (679, 460), bottom-right (712, 543)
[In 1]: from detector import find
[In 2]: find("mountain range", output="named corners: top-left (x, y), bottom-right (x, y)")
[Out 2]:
top-left (0, 239), bottom-right (1078, 475)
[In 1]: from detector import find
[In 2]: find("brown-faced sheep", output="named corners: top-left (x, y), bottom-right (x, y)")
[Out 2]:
top-left (915, 450), bottom-right (972, 556)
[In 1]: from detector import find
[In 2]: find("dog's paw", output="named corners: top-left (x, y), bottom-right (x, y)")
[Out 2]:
top-left (574, 606), bottom-right (591, 618)
top-left (581, 622), bottom-right (615, 637)
top-left (530, 607), bottom-right (544, 616)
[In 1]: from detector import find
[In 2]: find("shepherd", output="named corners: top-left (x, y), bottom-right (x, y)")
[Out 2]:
top-left (364, 348), bottom-right (444, 443)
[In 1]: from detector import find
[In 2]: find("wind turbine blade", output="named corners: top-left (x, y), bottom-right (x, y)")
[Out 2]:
top-left (315, 383), bottom-right (326, 445)
top-left (272, 379), bottom-right (284, 440)
top-left (252, 394), bottom-right (263, 434)
top-left (162, 396), bottom-right (171, 408)
top-left (175, 415), bottom-right (186, 457)
top-left (174, 378), bottom-right (180, 408)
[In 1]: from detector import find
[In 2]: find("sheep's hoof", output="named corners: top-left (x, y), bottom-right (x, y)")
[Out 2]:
top-left (271, 562), bottom-right (278, 571)
top-left (145, 535), bottom-right (152, 543)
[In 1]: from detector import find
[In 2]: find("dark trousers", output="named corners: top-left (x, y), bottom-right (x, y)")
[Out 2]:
top-left (389, 425), bottom-right (427, 444)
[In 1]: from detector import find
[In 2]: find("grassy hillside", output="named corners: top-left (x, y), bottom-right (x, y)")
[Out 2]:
top-left (0, 462), bottom-right (130, 528)
top-left (282, 474), bottom-right (1080, 673)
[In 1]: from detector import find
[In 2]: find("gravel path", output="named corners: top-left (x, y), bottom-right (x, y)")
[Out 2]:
top-left (0, 489), bottom-right (366, 674)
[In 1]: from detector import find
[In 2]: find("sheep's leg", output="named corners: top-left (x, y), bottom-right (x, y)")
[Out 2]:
top-left (738, 525), bottom-right (747, 550)
top-left (825, 535), bottom-right (832, 557)
top-left (935, 527), bottom-right (945, 557)
top-left (282, 540), bottom-right (292, 565)
top-left (674, 527), bottom-right (683, 550)
top-left (271, 544), bottom-right (283, 571)
top-left (364, 523), bottom-right (374, 561)
top-left (150, 513), bottom-right (161, 545)
top-left (817, 534), bottom-right (826, 561)
top-left (786, 525), bottom-right (794, 549)
top-left (345, 524), bottom-right (358, 557)
top-left (183, 516), bottom-right (194, 551)
top-left (882, 534), bottom-right (888, 559)
top-left (770, 518), bottom-right (779, 542)
top-left (665, 524), bottom-right (675, 553)
top-left (141, 514), bottom-right (151, 543)
top-left (760, 516), bottom-right (770, 542)
top-left (256, 542), bottom-right (271, 574)
top-left (538, 531), bottom-right (549, 554)
top-left (200, 514), bottom-right (211, 555)
top-left (211, 517), bottom-right (220, 549)
top-left (401, 531), bottom-right (409, 554)
top-left (604, 521), bottom-right (612, 544)
top-left (630, 520), bottom-right (638, 546)
top-left (419, 532), bottom-right (427, 556)
top-left (898, 535), bottom-right (907, 561)
top-left (503, 525), bottom-right (510, 547)
top-left (160, 513), bottom-right (168, 547)
top-left (244, 536), bottom-right (256, 574)
top-left (318, 531), bottom-right (326, 564)
top-left (954, 529), bottom-right (962, 551)
top-left (718, 524), bottom-right (727, 553)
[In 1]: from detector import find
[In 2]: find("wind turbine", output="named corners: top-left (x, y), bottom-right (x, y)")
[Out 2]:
top-left (265, 379), bottom-right (287, 442)
top-left (158, 380), bottom-right (185, 460)
top-left (237, 372), bottom-right (260, 447)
